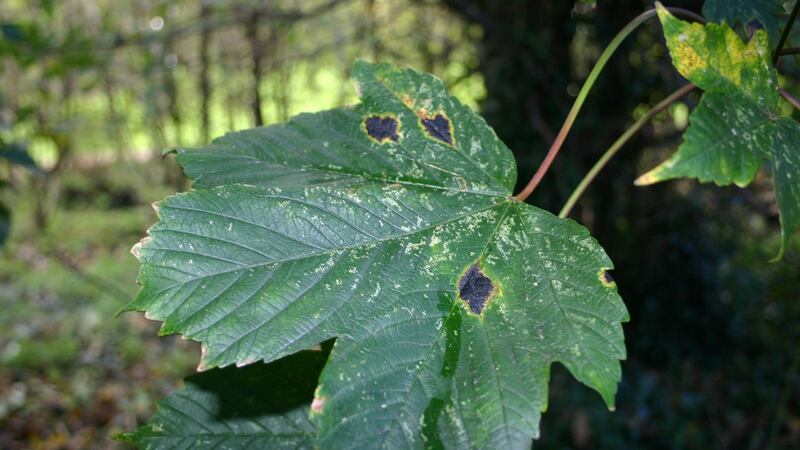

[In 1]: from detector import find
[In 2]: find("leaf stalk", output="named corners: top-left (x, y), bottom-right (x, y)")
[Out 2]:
top-left (558, 83), bottom-right (696, 218)
top-left (780, 88), bottom-right (800, 111)
top-left (779, 47), bottom-right (800, 56)
top-left (514, 6), bottom-right (704, 202)
top-left (774, 1), bottom-right (800, 65)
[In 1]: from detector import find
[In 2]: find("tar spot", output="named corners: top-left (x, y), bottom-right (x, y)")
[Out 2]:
top-left (600, 269), bottom-right (615, 286)
top-left (420, 113), bottom-right (454, 145)
top-left (746, 19), bottom-right (764, 39)
top-left (365, 115), bottom-right (399, 142)
top-left (458, 264), bottom-right (494, 315)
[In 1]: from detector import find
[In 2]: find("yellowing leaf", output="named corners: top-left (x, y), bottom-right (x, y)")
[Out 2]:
top-left (639, 6), bottom-right (799, 255)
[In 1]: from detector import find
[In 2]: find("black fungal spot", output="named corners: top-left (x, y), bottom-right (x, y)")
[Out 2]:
top-left (420, 113), bottom-right (454, 145)
top-left (746, 19), bottom-right (764, 39)
top-left (364, 115), bottom-right (399, 142)
top-left (458, 265), bottom-right (495, 315)
top-left (600, 270), bottom-right (614, 286)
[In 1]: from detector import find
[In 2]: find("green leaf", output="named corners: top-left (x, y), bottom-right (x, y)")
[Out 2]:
top-left (639, 5), bottom-right (800, 255)
top-left (770, 119), bottom-right (800, 259)
top-left (0, 143), bottom-right (41, 174)
top-left (115, 349), bottom-right (325, 449)
top-left (635, 91), bottom-right (771, 187)
top-left (702, 0), bottom-right (784, 45)
top-left (127, 61), bottom-right (628, 448)
top-left (177, 63), bottom-right (516, 194)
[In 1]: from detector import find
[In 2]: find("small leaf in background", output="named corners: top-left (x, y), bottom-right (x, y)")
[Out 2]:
top-left (0, 142), bottom-right (42, 174)
top-left (115, 349), bottom-right (326, 449)
top-left (126, 61), bottom-right (628, 448)
top-left (637, 5), bottom-right (800, 256)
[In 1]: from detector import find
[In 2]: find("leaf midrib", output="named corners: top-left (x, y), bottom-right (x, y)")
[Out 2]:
top-left (370, 201), bottom-right (514, 449)
top-left (138, 196), bottom-right (510, 309)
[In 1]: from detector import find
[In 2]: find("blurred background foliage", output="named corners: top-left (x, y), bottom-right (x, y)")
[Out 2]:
top-left (0, 0), bottom-right (798, 448)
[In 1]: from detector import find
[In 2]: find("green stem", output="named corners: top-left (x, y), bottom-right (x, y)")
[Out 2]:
top-left (514, 6), bottom-right (705, 202)
top-left (558, 83), bottom-right (695, 218)
top-left (774, 1), bottom-right (800, 65)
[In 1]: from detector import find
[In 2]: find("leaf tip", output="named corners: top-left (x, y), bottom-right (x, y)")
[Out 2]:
top-left (161, 146), bottom-right (178, 158)
top-left (111, 432), bottom-right (135, 443)
top-left (633, 171), bottom-right (658, 186)
top-left (197, 345), bottom-right (215, 372)
top-left (311, 386), bottom-right (327, 415)
top-left (768, 237), bottom-right (786, 263)
top-left (654, 2), bottom-right (670, 22)
top-left (130, 237), bottom-right (151, 260)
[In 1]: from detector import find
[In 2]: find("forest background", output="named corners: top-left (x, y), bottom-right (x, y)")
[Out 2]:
top-left (0, 0), bottom-right (799, 448)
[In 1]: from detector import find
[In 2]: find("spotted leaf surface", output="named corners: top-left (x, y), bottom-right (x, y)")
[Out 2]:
top-left (127, 62), bottom-right (628, 449)
top-left (702, 0), bottom-right (784, 46)
top-left (637, 6), bottom-right (800, 255)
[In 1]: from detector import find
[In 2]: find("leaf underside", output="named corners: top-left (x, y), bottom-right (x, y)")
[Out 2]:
top-left (115, 349), bottom-right (325, 449)
top-left (638, 5), bottom-right (800, 256)
top-left (126, 61), bottom-right (628, 449)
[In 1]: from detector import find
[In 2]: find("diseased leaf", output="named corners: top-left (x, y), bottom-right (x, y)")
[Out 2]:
top-left (115, 349), bottom-right (325, 449)
top-left (636, 91), bottom-right (770, 186)
top-left (770, 119), bottom-right (800, 258)
top-left (656, 5), bottom-right (777, 107)
top-left (176, 62), bottom-right (515, 194)
top-left (638, 5), bottom-right (800, 255)
top-left (127, 61), bottom-right (628, 449)
top-left (702, 0), bottom-right (784, 45)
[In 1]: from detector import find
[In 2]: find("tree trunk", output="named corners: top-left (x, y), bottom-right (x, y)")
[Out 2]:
top-left (245, 10), bottom-right (265, 127)
top-left (199, 1), bottom-right (212, 143)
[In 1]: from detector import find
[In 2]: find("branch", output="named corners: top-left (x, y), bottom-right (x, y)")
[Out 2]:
top-left (513, 6), bottom-right (705, 202)
top-left (774, 0), bottom-right (800, 65)
top-left (780, 88), bottom-right (800, 111)
top-left (36, 0), bottom-right (348, 57)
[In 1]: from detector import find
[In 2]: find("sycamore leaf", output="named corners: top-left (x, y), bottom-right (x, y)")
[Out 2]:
top-left (638, 5), bottom-right (800, 255)
top-left (126, 61), bottom-right (628, 449)
top-left (115, 349), bottom-right (325, 449)
top-left (656, 4), bottom-right (777, 105)
top-left (702, 0), bottom-right (784, 46)
top-left (770, 119), bottom-right (800, 259)
top-left (635, 91), bottom-right (770, 187)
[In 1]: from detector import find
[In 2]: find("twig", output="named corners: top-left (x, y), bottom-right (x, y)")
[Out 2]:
top-left (780, 88), bottom-right (800, 111)
top-left (45, 247), bottom-right (132, 302)
top-left (513, 6), bottom-right (704, 202)
top-left (559, 83), bottom-right (696, 218)
top-left (773, 1), bottom-right (800, 65)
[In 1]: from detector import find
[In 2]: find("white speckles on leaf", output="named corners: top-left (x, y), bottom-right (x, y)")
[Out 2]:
top-left (128, 62), bottom-right (628, 450)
